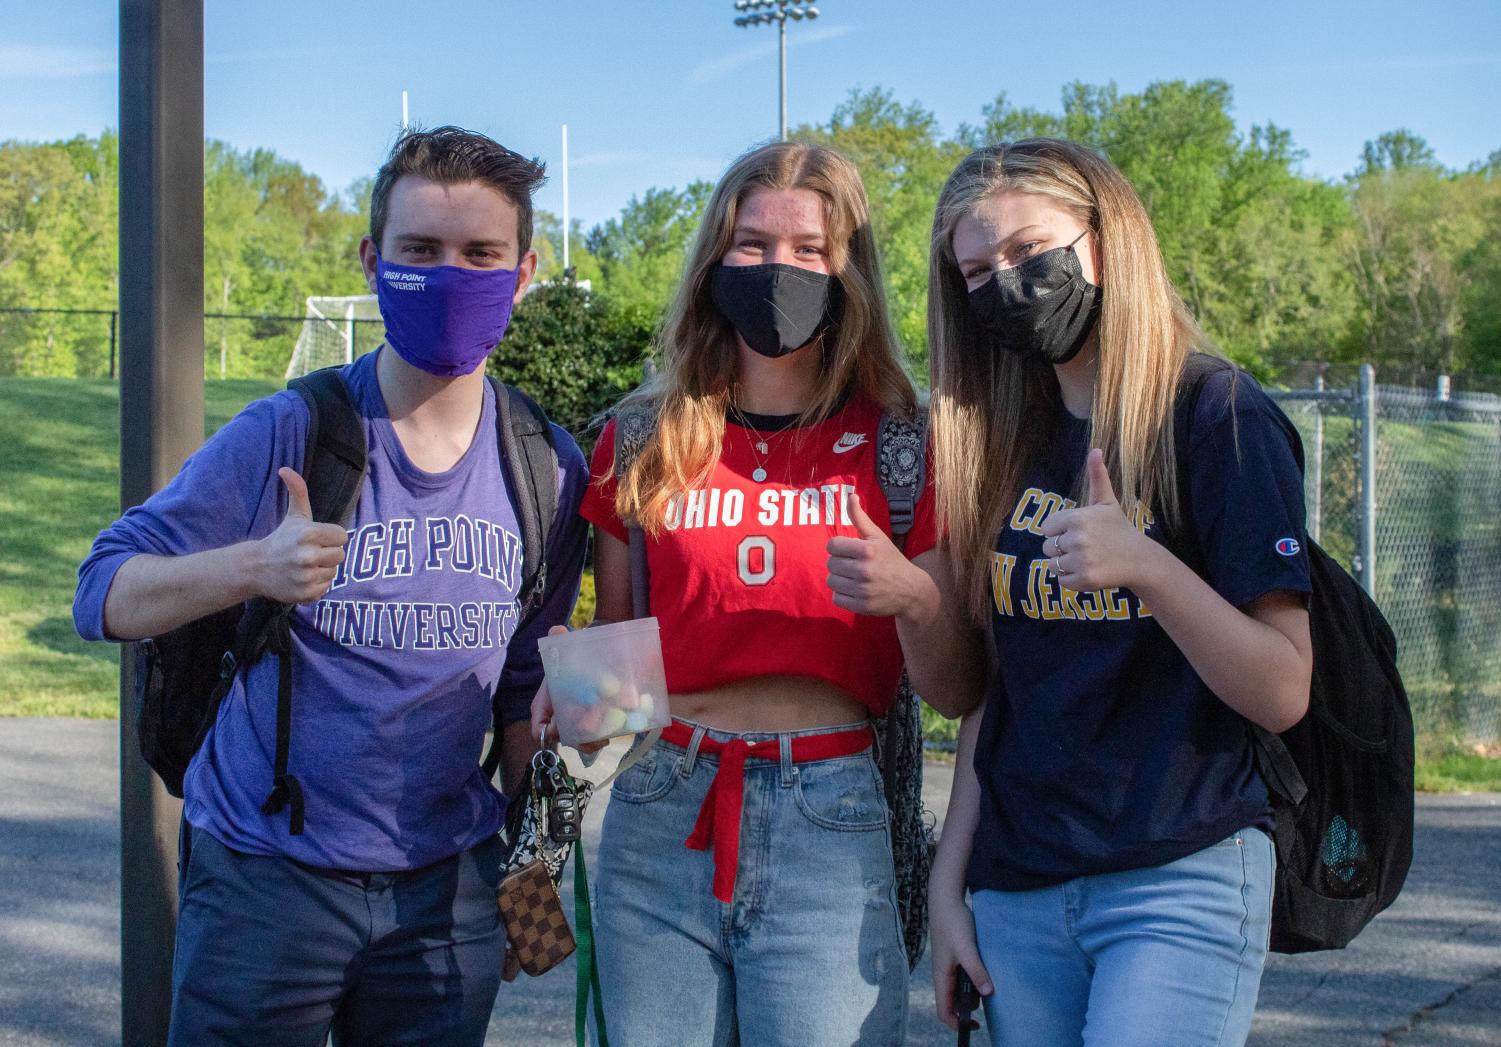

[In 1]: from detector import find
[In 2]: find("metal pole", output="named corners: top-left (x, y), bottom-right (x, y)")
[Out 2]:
top-left (1358, 364), bottom-right (1378, 596)
top-left (562, 124), bottom-right (570, 273)
top-left (778, 15), bottom-right (788, 140)
top-left (119, 1), bottom-right (204, 1042)
top-left (109, 311), bottom-right (117, 380)
top-left (1309, 367), bottom-right (1325, 544)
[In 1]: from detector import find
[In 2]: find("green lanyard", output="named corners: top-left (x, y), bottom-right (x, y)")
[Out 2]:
top-left (565, 726), bottom-right (662, 1047)
top-left (574, 841), bottom-right (609, 1047)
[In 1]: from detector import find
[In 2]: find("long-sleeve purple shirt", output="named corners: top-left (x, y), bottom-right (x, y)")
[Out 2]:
top-left (74, 351), bottom-right (588, 871)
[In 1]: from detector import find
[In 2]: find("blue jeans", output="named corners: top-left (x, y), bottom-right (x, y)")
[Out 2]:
top-left (972, 827), bottom-right (1274, 1047)
top-left (169, 826), bottom-right (506, 1047)
top-left (594, 720), bottom-right (909, 1046)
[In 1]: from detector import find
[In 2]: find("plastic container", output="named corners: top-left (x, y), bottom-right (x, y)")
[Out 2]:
top-left (539, 618), bottom-right (671, 747)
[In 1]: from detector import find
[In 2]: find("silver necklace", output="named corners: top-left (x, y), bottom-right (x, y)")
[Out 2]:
top-left (730, 406), bottom-right (779, 483)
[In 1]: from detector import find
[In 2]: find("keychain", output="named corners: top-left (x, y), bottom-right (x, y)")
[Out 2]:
top-left (548, 762), bottom-right (582, 844)
top-left (531, 749), bottom-right (558, 840)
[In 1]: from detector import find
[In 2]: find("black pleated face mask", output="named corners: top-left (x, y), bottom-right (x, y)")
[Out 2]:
top-left (967, 229), bottom-right (1102, 364)
top-left (710, 262), bottom-right (836, 359)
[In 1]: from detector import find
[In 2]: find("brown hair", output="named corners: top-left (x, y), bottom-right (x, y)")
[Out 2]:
top-left (928, 139), bottom-right (1217, 624)
top-left (370, 125), bottom-right (546, 257)
top-left (611, 141), bottom-right (918, 533)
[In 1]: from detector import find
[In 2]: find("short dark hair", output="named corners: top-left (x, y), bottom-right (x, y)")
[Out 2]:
top-left (370, 125), bottom-right (547, 258)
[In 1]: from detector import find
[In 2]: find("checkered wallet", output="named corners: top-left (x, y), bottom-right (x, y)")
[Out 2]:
top-left (497, 858), bottom-right (576, 976)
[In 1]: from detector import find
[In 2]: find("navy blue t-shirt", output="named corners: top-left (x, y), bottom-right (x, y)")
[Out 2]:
top-left (967, 367), bottom-right (1312, 892)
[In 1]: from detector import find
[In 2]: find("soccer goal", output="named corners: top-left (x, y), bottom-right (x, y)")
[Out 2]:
top-left (284, 295), bottom-right (384, 379)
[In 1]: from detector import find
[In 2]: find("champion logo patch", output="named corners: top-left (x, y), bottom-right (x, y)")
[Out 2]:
top-left (832, 432), bottom-right (868, 454)
top-left (1275, 537), bottom-right (1301, 557)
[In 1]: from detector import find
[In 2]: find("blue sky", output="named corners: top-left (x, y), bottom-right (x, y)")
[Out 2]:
top-left (3, 0), bottom-right (1498, 229)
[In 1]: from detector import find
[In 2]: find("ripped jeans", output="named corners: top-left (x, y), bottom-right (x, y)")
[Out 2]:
top-left (593, 719), bottom-right (909, 1046)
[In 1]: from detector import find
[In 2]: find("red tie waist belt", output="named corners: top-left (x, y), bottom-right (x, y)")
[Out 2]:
top-left (661, 718), bottom-right (874, 903)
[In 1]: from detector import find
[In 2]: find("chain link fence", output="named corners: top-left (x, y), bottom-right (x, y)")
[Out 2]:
top-left (0, 307), bottom-right (386, 380)
top-left (5, 307), bottom-right (1498, 747)
top-left (1271, 369), bottom-right (1501, 750)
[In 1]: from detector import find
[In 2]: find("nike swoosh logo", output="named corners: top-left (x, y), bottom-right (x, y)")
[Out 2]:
top-left (832, 433), bottom-right (868, 454)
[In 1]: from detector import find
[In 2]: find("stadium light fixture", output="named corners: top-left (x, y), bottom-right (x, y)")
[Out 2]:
top-left (729, 0), bottom-right (824, 140)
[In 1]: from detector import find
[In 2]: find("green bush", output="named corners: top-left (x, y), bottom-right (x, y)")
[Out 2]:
top-left (489, 281), bottom-right (656, 440)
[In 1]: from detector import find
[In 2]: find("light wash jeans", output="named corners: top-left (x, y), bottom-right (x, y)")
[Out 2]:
top-left (594, 720), bottom-right (909, 1046)
top-left (972, 827), bottom-right (1274, 1047)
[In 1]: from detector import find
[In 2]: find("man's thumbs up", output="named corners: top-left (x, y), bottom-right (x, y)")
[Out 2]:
top-left (1086, 448), bottom-right (1118, 507)
top-left (255, 468), bottom-right (348, 604)
top-left (280, 467), bottom-right (314, 521)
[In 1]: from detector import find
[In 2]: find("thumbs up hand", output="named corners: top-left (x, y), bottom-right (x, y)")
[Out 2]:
top-left (253, 467), bottom-right (349, 604)
top-left (826, 491), bottom-right (937, 620)
top-left (1085, 448), bottom-right (1118, 509)
top-left (1038, 448), bottom-right (1152, 593)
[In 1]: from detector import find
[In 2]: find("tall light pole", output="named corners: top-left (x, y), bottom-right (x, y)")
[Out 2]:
top-left (561, 124), bottom-right (570, 274)
top-left (732, 0), bottom-right (821, 141)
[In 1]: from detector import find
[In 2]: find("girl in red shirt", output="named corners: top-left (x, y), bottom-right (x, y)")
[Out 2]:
top-left (534, 141), bottom-right (981, 1045)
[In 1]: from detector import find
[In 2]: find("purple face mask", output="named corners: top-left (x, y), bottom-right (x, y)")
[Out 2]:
top-left (375, 257), bottom-right (520, 377)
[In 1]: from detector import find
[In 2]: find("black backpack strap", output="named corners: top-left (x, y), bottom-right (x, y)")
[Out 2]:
top-left (251, 367), bottom-right (367, 834)
top-left (1173, 354), bottom-right (1309, 808)
top-left (491, 378), bottom-right (559, 622)
top-left (483, 378), bottom-right (560, 779)
top-left (291, 367), bottom-right (369, 527)
top-left (258, 609), bottom-right (305, 834)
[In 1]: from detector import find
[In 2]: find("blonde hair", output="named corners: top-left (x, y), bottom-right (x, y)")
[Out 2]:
top-left (928, 139), bottom-right (1216, 625)
top-left (613, 141), bottom-right (917, 532)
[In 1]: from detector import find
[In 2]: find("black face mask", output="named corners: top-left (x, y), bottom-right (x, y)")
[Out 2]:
top-left (967, 230), bottom-right (1102, 364)
top-left (710, 262), bottom-right (836, 359)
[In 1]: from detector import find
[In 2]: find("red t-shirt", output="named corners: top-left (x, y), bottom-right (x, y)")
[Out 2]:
top-left (580, 395), bottom-right (936, 715)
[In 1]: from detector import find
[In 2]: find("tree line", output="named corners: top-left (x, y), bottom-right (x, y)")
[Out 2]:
top-left (3, 79), bottom-right (1498, 425)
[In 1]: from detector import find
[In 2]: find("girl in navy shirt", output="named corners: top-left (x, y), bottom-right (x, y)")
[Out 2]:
top-left (925, 140), bottom-right (1314, 1047)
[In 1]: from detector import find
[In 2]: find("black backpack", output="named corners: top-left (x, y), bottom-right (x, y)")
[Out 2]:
top-left (135, 367), bottom-right (561, 835)
top-left (1175, 354), bottom-right (1415, 953)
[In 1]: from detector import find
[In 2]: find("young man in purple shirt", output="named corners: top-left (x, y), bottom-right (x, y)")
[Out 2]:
top-left (74, 126), bottom-right (589, 1046)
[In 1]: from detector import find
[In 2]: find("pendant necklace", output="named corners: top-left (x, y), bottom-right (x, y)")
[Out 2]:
top-left (731, 405), bottom-right (778, 483)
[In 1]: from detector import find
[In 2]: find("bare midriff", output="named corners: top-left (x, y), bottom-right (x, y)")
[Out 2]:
top-left (670, 675), bottom-right (871, 733)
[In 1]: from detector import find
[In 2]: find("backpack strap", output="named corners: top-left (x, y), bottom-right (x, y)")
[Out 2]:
top-left (1172, 354), bottom-right (1309, 808)
top-left (247, 367), bottom-right (368, 835)
top-left (874, 408), bottom-right (928, 545)
top-left (873, 406), bottom-right (929, 810)
top-left (483, 378), bottom-right (560, 780)
top-left (292, 368), bottom-right (369, 527)
top-left (492, 378), bottom-right (560, 621)
top-left (613, 401), bottom-right (658, 620)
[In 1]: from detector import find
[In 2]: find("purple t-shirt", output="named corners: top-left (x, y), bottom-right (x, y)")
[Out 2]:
top-left (74, 351), bottom-right (588, 871)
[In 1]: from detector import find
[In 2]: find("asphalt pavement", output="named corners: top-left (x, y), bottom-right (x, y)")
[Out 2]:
top-left (1, 719), bottom-right (1496, 1046)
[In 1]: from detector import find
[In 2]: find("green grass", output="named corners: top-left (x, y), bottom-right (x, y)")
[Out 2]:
top-left (0, 378), bottom-right (280, 716)
top-left (1, 376), bottom-right (1497, 797)
top-left (1414, 751), bottom-right (1501, 792)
